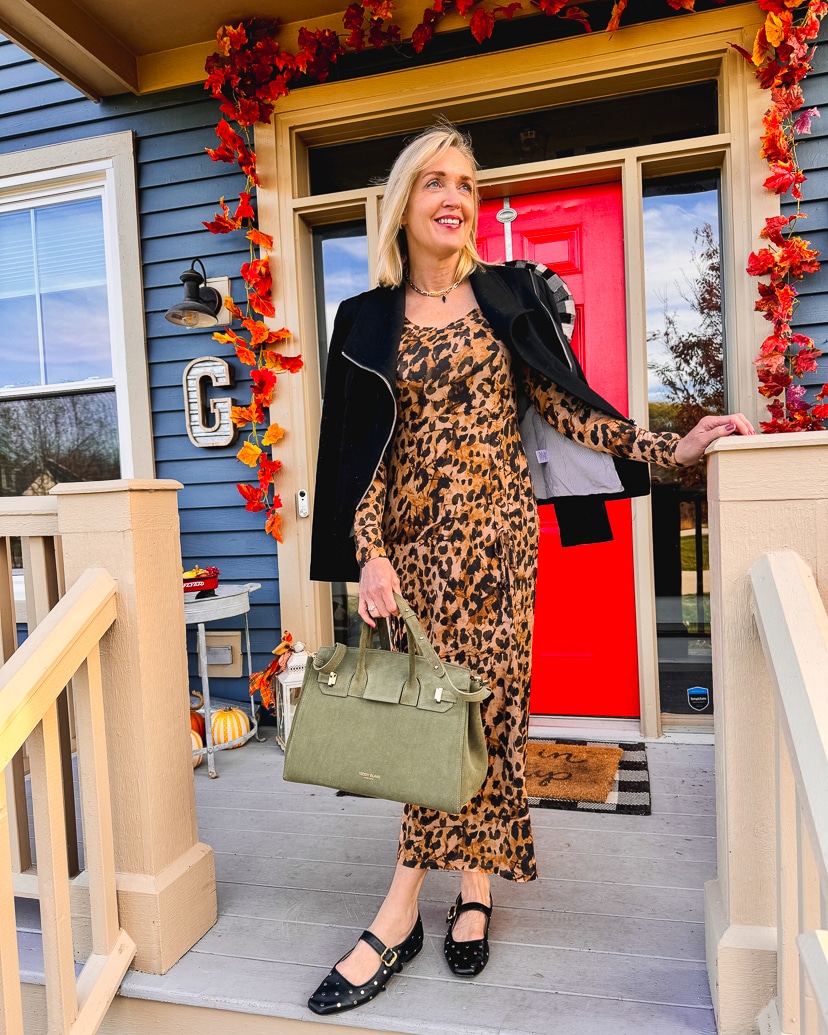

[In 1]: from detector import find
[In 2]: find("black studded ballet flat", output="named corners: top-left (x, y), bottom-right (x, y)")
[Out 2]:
top-left (307, 915), bottom-right (424, 1015)
top-left (444, 893), bottom-right (493, 976)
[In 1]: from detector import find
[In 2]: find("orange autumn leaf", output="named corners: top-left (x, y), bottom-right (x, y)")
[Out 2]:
top-left (213, 329), bottom-right (242, 345)
top-left (237, 441), bottom-right (262, 467)
top-left (261, 422), bottom-right (286, 445)
top-left (247, 227), bottom-right (274, 250)
top-left (261, 349), bottom-right (280, 368)
top-left (243, 318), bottom-right (270, 345)
top-left (223, 296), bottom-right (243, 320)
top-left (231, 405), bottom-right (254, 427)
top-left (235, 343), bottom-right (257, 365)
top-left (249, 291), bottom-right (276, 318)
top-left (265, 508), bottom-right (283, 542)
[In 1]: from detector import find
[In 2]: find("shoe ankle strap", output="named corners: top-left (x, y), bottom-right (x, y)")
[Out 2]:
top-left (359, 929), bottom-right (398, 967)
top-left (448, 897), bottom-right (493, 922)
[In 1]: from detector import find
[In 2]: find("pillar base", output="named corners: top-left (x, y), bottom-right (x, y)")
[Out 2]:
top-left (706, 878), bottom-right (778, 1035)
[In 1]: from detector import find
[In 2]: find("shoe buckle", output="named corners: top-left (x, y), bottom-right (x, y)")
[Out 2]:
top-left (446, 904), bottom-right (457, 923)
top-left (380, 946), bottom-right (399, 967)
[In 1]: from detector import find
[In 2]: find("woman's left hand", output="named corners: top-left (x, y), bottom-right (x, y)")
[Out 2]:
top-left (674, 413), bottom-right (756, 466)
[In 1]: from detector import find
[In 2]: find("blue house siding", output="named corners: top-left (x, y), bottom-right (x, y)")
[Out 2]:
top-left (785, 23), bottom-right (828, 400)
top-left (0, 37), bottom-right (282, 704)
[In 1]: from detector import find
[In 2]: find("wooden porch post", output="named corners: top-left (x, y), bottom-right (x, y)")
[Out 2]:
top-left (704, 432), bottom-right (828, 1035)
top-left (52, 480), bottom-right (217, 975)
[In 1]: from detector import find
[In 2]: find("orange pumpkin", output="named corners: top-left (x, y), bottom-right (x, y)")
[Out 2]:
top-left (210, 706), bottom-right (250, 749)
top-left (191, 729), bottom-right (203, 768)
top-left (190, 691), bottom-right (206, 740)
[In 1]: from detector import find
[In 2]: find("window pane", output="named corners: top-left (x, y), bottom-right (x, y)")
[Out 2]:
top-left (0, 197), bottom-right (112, 388)
top-left (643, 172), bottom-right (723, 718)
top-left (312, 221), bottom-right (370, 647)
top-left (308, 82), bottom-right (718, 194)
top-left (0, 390), bottom-right (120, 495)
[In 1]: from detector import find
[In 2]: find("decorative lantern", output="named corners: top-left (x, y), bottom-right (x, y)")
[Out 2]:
top-left (275, 642), bottom-right (308, 750)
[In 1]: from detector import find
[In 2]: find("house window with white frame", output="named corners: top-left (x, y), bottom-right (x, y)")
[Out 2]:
top-left (0, 186), bottom-right (120, 495)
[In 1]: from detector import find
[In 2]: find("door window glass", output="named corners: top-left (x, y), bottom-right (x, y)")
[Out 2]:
top-left (313, 221), bottom-right (370, 645)
top-left (643, 171), bottom-right (723, 718)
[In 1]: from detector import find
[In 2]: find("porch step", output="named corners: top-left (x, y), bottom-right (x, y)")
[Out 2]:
top-left (18, 738), bottom-right (718, 1035)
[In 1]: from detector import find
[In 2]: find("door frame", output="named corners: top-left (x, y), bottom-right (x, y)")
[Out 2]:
top-left (256, 2), bottom-right (773, 737)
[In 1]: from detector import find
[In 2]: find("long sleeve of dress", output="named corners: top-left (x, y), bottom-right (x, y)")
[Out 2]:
top-left (523, 369), bottom-right (683, 468)
top-left (353, 460), bottom-right (389, 567)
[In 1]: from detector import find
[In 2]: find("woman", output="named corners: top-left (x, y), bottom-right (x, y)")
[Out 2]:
top-left (307, 123), bottom-right (753, 1015)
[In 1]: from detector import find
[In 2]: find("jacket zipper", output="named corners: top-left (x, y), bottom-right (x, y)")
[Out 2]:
top-left (342, 349), bottom-right (397, 512)
top-left (528, 275), bottom-right (577, 375)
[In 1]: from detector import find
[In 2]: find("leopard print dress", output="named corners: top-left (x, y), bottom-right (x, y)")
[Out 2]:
top-left (354, 308), bottom-right (681, 882)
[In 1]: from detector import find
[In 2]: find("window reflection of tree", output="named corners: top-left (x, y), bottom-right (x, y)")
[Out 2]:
top-left (648, 222), bottom-right (724, 696)
top-left (0, 390), bottom-right (119, 496)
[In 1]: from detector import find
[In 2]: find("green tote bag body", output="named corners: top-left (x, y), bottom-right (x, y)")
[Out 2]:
top-left (283, 594), bottom-right (491, 814)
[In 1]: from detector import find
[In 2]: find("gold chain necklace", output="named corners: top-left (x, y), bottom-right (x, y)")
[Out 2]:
top-left (405, 274), bottom-right (463, 303)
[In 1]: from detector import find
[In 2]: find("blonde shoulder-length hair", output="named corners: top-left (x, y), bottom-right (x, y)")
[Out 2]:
top-left (375, 123), bottom-right (486, 288)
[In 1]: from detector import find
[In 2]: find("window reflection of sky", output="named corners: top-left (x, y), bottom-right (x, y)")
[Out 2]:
top-left (321, 235), bottom-right (370, 344)
top-left (644, 191), bottom-right (719, 402)
top-left (0, 197), bottom-right (112, 389)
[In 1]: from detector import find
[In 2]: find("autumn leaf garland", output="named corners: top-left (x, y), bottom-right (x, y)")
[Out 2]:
top-left (734, 0), bottom-right (828, 431)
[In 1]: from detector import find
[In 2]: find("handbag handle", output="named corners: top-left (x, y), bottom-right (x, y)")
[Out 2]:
top-left (355, 593), bottom-right (486, 702)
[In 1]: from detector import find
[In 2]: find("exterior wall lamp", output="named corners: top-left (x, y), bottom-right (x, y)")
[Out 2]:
top-left (164, 258), bottom-right (224, 328)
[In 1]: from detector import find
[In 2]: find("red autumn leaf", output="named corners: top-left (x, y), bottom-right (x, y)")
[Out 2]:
top-left (251, 367), bottom-right (278, 407)
top-left (665, 0), bottom-right (695, 10)
top-left (203, 197), bottom-right (242, 234)
top-left (412, 20), bottom-right (435, 51)
top-left (760, 107), bottom-right (791, 162)
top-left (779, 235), bottom-right (820, 277)
top-left (759, 213), bottom-right (799, 245)
top-left (234, 192), bottom-right (256, 221)
top-left (728, 42), bottom-right (754, 62)
top-left (237, 482), bottom-right (267, 511)
top-left (241, 256), bottom-right (273, 295)
top-left (274, 354), bottom-right (304, 373)
top-left (364, 0), bottom-right (397, 18)
top-left (247, 227), bottom-right (274, 250)
top-left (562, 6), bottom-right (592, 29)
top-left (747, 248), bottom-right (776, 276)
top-left (791, 350), bottom-right (821, 376)
top-left (771, 83), bottom-right (804, 117)
top-left (606, 0), bottom-right (629, 31)
top-left (758, 366), bottom-right (793, 397)
top-left (793, 106), bottom-right (820, 133)
top-left (470, 7), bottom-right (495, 40)
top-left (497, 2), bottom-right (522, 16)
top-left (257, 456), bottom-right (283, 490)
top-left (763, 160), bottom-right (807, 197)
top-left (759, 333), bottom-right (789, 355)
top-left (235, 343), bottom-right (257, 365)
top-left (537, 0), bottom-right (568, 13)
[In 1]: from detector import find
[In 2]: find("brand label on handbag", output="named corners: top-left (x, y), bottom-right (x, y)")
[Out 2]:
top-left (359, 771), bottom-right (381, 781)
top-left (536, 449), bottom-right (549, 464)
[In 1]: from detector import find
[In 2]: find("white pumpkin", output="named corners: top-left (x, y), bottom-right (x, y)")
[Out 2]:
top-left (210, 706), bottom-right (250, 749)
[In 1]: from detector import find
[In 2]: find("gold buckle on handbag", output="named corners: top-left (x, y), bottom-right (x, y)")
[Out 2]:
top-left (380, 947), bottom-right (399, 967)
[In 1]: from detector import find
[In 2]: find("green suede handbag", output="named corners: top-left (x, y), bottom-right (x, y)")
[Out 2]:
top-left (283, 594), bottom-right (492, 814)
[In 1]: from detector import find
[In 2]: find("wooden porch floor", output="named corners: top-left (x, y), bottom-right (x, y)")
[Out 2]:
top-left (18, 734), bottom-right (718, 1034)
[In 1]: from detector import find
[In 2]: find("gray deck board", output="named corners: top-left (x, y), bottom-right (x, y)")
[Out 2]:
top-left (19, 736), bottom-right (718, 1033)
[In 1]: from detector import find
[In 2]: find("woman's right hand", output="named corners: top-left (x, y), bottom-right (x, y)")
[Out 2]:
top-left (359, 557), bottom-right (402, 627)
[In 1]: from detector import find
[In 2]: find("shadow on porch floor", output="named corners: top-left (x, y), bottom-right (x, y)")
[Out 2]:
top-left (19, 735), bottom-right (718, 1035)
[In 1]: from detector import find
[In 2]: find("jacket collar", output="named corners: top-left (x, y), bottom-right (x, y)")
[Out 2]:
top-left (339, 284), bottom-right (405, 385)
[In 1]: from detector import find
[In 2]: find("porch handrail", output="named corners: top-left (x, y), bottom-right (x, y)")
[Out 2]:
top-left (750, 550), bottom-right (828, 1034)
top-left (0, 567), bottom-right (136, 1034)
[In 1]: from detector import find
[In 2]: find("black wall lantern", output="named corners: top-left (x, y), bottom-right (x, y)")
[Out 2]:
top-left (164, 258), bottom-right (223, 329)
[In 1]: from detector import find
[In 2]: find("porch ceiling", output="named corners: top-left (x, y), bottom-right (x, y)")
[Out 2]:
top-left (0, 0), bottom-right (353, 100)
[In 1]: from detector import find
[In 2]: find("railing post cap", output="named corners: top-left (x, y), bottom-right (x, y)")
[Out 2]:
top-left (50, 479), bottom-right (184, 496)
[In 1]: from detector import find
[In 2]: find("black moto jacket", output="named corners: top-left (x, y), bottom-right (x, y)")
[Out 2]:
top-left (309, 263), bottom-right (650, 583)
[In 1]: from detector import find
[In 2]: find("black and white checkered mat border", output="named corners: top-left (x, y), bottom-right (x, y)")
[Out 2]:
top-left (527, 739), bottom-right (651, 816)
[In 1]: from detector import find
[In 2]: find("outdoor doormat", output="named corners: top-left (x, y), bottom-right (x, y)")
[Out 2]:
top-left (526, 739), bottom-right (651, 815)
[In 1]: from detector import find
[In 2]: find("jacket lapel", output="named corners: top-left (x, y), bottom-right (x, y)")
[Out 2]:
top-left (340, 284), bottom-right (405, 386)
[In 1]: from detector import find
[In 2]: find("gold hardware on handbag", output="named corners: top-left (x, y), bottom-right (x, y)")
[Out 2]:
top-left (283, 593), bottom-right (491, 814)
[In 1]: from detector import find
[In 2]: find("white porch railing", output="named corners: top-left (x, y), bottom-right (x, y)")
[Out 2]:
top-left (0, 568), bottom-right (135, 1034)
top-left (751, 551), bottom-right (828, 1035)
top-left (1, 480), bottom-right (218, 1034)
top-left (704, 431), bottom-right (828, 1035)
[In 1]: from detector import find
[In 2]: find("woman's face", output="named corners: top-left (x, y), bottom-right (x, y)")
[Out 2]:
top-left (401, 147), bottom-right (476, 265)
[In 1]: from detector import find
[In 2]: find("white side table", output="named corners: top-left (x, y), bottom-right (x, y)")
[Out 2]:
top-left (183, 582), bottom-right (263, 777)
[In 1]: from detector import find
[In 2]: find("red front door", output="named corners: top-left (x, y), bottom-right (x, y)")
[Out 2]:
top-left (477, 182), bottom-right (640, 718)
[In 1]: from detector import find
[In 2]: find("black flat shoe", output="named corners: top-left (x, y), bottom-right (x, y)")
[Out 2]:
top-left (307, 915), bottom-right (424, 1015)
top-left (444, 893), bottom-right (492, 976)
